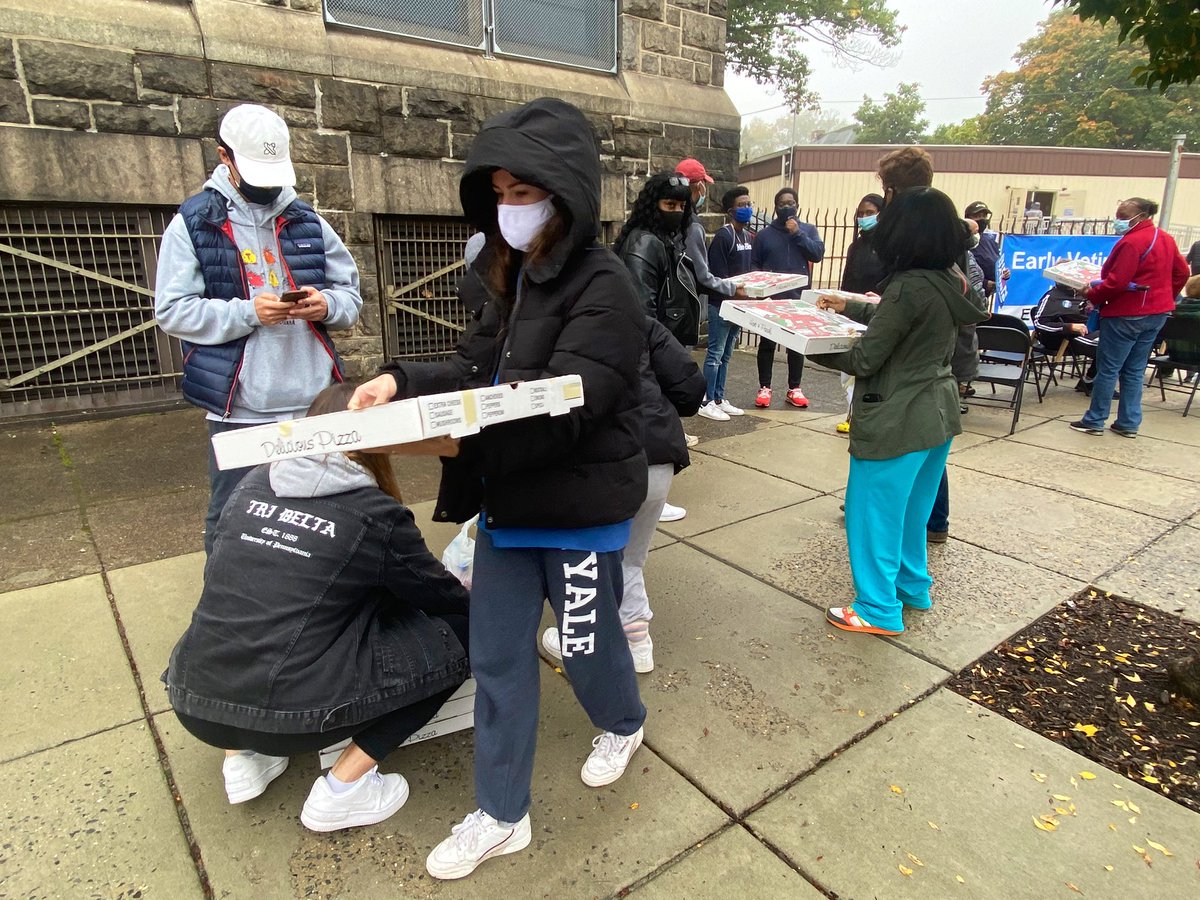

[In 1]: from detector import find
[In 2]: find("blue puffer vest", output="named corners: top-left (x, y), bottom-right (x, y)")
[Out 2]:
top-left (177, 188), bottom-right (344, 416)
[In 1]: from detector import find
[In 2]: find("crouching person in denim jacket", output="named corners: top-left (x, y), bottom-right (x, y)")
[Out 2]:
top-left (164, 382), bottom-right (470, 832)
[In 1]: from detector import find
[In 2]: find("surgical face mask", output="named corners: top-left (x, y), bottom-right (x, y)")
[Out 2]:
top-left (856, 214), bottom-right (878, 232)
top-left (1113, 215), bottom-right (1140, 235)
top-left (969, 233), bottom-right (981, 249)
top-left (239, 181), bottom-right (283, 205)
top-left (695, 193), bottom-right (706, 211)
top-left (658, 210), bottom-right (685, 232)
top-left (777, 205), bottom-right (797, 222)
top-left (497, 196), bottom-right (555, 252)
top-left (733, 206), bottom-right (753, 224)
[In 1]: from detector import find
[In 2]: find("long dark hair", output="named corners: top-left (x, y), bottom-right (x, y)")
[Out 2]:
top-left (613, 173), bottom-right (694, 256)
top-left (305, 383), bottom-right (404, 504)
top-left (874, 187), bottom-right (969, 273)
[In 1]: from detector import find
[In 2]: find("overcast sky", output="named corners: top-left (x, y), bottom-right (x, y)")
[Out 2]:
top-left (725, 0), bottom-right (1055, 127)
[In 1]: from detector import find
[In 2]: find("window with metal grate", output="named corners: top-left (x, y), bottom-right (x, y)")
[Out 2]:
top-left (0, 205), bottom-right (181, 420)
top-left (324, 0), bottom-right (617, 73)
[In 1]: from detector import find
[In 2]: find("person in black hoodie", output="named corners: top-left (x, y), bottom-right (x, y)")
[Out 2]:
top-left (841, 193), bottom-right (886, 295)
top-left (613, 173), bottom-right (702, 347)
top-left (349, 98), bottom-right (649, 880)
top-left (541, 318), bottom-right (704, 673)
top-left (165, 382), bottom-right (470, 833)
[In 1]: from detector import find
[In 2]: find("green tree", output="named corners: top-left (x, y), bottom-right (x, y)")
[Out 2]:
top-left (852, 82), bottom-right (928, 144)
top-left (974, 10), bottom-right (1200, 150)
top-left (925, 116), bottom-right (986, 145)
top-left (726, 0), bottom-right (904, 109)
top-left (1056, 0), bottom-right (1200, 89)
top-left (740, 109), bottom-right (852, 160)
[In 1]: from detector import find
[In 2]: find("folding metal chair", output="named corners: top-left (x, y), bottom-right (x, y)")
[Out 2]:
top-left (970, 314), bottom-right (1033, 434)
top-left (1146, 314), bottom-right (1200, 417)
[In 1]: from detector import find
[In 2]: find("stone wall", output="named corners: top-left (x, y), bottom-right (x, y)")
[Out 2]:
top-left (0, 0), bottom-right (741, 376)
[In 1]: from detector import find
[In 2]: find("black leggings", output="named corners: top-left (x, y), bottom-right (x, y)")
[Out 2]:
top-left (177, 614), bottom-right (469, 763)
top-left (756, 340), bottom-right (805, 389)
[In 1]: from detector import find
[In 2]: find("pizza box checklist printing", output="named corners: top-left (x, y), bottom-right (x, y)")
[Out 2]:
top-left (318, 678), bottom-right (478, 768)
top-left (211, 374), bottom-right (585, 471)
top-left (720, 298), bottom-right (866, 355)
top-left (1044, 259), bottom-right (1103, 291)
top-left (727, 270), bottom-right (810, 297)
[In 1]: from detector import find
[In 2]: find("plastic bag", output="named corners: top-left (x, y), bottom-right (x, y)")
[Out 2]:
top-left (441, 515), bottom-right (478, 589)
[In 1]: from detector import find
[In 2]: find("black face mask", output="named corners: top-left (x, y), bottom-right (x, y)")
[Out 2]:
top-left (975, 218), bottom-right (991, 232)
top-left (239, 180), bottom-right (283, 205)
top-left (776, 205), bottom-right (797, 222)
top-left (658, 211), bottom-right (684, 232)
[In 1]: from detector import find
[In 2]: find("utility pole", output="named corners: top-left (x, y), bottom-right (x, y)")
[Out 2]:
top-left (1160, 134), bottom-right (1186, 230)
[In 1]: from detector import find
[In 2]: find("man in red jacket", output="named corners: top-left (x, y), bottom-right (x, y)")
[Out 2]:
top-left (1070, 197), bottom-right (1189, 438)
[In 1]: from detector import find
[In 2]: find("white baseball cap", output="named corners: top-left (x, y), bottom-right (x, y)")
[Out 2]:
top-left (218, 104), bottom-right (296, 188)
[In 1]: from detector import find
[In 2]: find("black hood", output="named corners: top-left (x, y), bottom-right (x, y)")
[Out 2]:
top-left (459, 97), bottom-right (601, 283)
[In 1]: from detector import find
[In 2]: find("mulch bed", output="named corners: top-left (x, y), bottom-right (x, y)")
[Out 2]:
top-left (948, 588), bottom-right (1200, 813)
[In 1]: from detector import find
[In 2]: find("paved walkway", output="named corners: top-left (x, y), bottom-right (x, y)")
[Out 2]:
top-left (3, 356), bottom-right (1199, 899)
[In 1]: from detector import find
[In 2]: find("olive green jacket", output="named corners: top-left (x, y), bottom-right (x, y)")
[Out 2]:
top-left (820, 268), bottom-right (990, 460)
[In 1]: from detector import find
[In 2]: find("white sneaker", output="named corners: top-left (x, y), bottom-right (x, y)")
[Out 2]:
top-left (581, 726), bottom-right (644, 787)
top-left (684, 433), bottom-right (699, 448)
top-left (717, 399), bottom-right (745, 416)
top-left (222, 751), bottom-right (289, 804)
top-left (628, 635), bottom-right (654, 673)
top-left (300, 766), bottom-right (409, 832)
top-left (659, 502), bottom-right (687, 522)
top-left (426, 809), bottom-right (532, 880)
top-left (697, 400), bottom-right (730, 421)
top-left (542, 626), bottom-right (654, 674)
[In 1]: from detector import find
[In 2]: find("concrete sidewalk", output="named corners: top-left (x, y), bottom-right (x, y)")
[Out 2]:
top-left (3, 354), bottom-right (1199, 899)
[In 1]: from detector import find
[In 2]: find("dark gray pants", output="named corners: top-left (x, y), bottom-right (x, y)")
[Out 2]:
top-left (470, 528), bottom-right (645, 823)
top-left (205, 420), bottom-right (255, 556)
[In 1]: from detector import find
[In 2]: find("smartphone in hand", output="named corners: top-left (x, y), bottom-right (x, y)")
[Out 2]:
top-left (280, 289), bottom-right (306, 304)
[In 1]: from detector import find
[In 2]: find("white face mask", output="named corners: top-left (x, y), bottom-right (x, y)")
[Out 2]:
top-left (496, 196), bottom-right (555, 252)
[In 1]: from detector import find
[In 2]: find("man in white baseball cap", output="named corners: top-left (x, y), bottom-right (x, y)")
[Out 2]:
top-left (154, 103), bottom-right (362, 556)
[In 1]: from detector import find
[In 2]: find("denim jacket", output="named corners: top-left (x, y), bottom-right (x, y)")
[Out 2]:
top-left (164, 455), bottom-right (470, 733)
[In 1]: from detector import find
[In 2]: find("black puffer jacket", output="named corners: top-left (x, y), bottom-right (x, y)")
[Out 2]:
top-left (642, 318), bottom-right (705, 472)
top-left (619, 227), bottom-right (701, 346)
top-left (841, 231), bottom-right (886, 294)
top-left (165, 455), bottom-right (470, 733)
top-left (382, 98), bottom-right (648, 529)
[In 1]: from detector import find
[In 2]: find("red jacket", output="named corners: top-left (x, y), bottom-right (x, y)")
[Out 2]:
top-left (1090, 219), bottom-right (1188, 317)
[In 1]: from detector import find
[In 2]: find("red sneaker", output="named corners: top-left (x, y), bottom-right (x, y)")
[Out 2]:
top-left (785, 388), bottom-right (809, 408)
top-left (754, 386), bottom-right (772, 408)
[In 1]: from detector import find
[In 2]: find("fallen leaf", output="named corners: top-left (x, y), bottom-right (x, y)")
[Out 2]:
top-left (890, 785), bottom-right (904, 794)
top-left (928, 821), bottom-right (941, 831)
top-left (1066, 884), bottom-right (1082, 895)
top-left (906, 852), bottom-right (924, 867)
top-left (1128, 802), bottom-right (1141, 814)
top-left (1142, 776), bottom-right (1161, 785)
top-left (1112, 800), bottom-right (1131, 812)
top-left (1144, 702), bottom-right (1156, 713)
top-left (1122, 672), bottom-right (1142, 683)
top-left (1032, 772), bottom-right (1048, 783)
top-left (1080, 771), bottom-right (1097, 780)
top-left (858, 709), bottom-right (866, 717)
top-left (1053, 794), bottom-right (1072, 801)
top-left (629, 802), bottom-right (639, 810)
top-left (1108, 823), bottom-right (1118, 831)
top-left (1146, 839), bottom-right (1173, 857)
top-left (899, 864), bottom-right (913, 876)
top-left (1013, 742), bottom-right (1026, 749)
top-left (1033, 816), bottom-right (1058, 832)
top-left (1072, 723), bottom-right (1099, 738)
top-left (1104, 865), bottom-right (1113, 872)
top-left (956, 875), bottom-right (965, 884)
top-left (1132, 843), bottom-right (1146, 854)
top-left (1055, 807), bottom-right (1070, 815)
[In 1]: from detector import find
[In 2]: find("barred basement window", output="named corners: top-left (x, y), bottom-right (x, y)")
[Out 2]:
top-left (376, 216), bottom-right (476, 361)
top-left (0, 205), bottom-right (181, 421)
top-left (324, 0), bottom-right (618, 73)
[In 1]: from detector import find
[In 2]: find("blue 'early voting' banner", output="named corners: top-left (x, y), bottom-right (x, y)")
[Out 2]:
top-left (994, 234), bottom-right (1118, 323)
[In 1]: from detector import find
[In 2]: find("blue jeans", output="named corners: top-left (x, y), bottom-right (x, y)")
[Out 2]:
top-left (926, 469), bottom-right (949, 532)
top-left (703, 302), bottom-right (739, 403)
top-left (1081, 313), bottom-right (1169, 431)
top-left (844, 440), bottom-right (952, 632)
top-left (205, 420), bottom-right (256, 556)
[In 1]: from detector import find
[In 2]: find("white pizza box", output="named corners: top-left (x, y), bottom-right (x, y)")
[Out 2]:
top-left (212, 374), bottom-right (584, 470)
top-left (727, 270), bottom-right (810, 297)
top-left (318, 678), bottom-right (477, 769)
top-left (720, 298), bottom-right (864, 355)
top-left (1044, 259), bottom-right (1102, 290)
top-left (798, 289), bottom-right (877, 306)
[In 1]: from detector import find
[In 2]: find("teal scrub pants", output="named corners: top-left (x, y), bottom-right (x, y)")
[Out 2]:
top-left (844, 439), bottom-right (953, 632)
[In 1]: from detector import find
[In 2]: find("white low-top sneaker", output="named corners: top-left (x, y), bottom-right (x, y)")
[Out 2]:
top-left (718, 399), bottom-right (745, 416)
top-left (222, 752), bottom-right (289, 804)
top-left (581, 726), bottom-right (644, 787)
top-left (426, 809), bottom-right (532, 880)
top-left (659, 502), bottom-right (687, 522)
top-left (542, 626), bottom-right (653, 673)
top-left (300, 767), bottom-right (409, 832)
top-left (697, 400), bottom-right (730, 421)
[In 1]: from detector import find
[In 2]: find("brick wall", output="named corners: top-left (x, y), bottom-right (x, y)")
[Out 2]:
top-left (0, 0), bottom-right (740, 376)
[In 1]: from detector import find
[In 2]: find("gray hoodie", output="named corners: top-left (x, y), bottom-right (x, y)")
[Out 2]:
top-left (155, 165), bottom-right (362, 421)
top-left (268, 452), bottom-right (374, 499)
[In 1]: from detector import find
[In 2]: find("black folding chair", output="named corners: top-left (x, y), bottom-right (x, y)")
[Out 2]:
top-left (1146, 314), bottom-right (1200, 417)
top-left (970, 314), bottom-right (1033, 434)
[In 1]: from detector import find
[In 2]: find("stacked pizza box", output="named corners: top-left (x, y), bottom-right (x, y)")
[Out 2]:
top-left (211, 375), bottom-right (584, 470)
top-left (1044, 259), bottom-right (1102, 290)
top-left (797, 289), bottom-right (876, 306)
top-left (318, 678), bottom-right (477, 768)
top-left (719, 298), bottom-right (866, 355)
top-left (727, 270), bottom-right (810, 297)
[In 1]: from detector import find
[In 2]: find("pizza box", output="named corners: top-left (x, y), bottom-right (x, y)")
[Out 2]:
top-left (720, 298), bottom-right (864, 355)
top-left (727, 270), bottom-right (810, 297)
top-left (1044, 259), bottom-right (1102, 290)
top-left (211, 375), bottom-right (584, 470)
top-left (318, 678), bottom-right (477, 768)
top-left (798, 289), bottom-right (877, 306)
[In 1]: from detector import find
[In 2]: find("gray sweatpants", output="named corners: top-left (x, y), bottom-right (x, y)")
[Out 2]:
top-left (620, 463), bottom-right (673, 625)
top-left (470, 528), bottom-right (646, 823)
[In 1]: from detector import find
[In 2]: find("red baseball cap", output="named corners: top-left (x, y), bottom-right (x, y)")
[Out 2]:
top-left (675, 158), bottom-right (713, 184)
